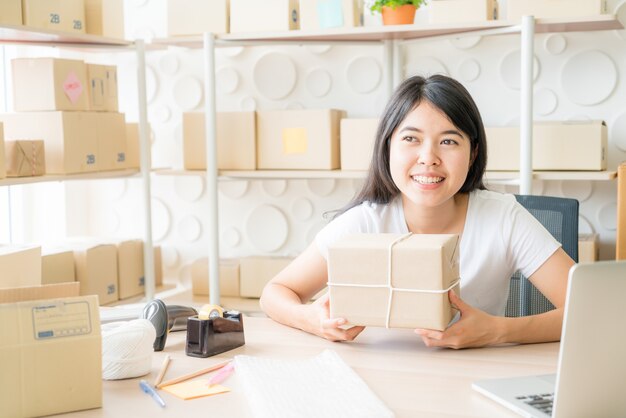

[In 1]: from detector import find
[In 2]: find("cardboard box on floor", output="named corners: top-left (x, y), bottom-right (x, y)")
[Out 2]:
top-left (0, 0), bottom-right (21, 25)
top-left (0, 246), bottom-right (42, 289)
top-left (42, 247), bottom-right (76, 285)
top-left (0, 111), bottom-right (100, 174)
top-left (239, 256), bottom-right (294, 298)
top-left (230, 0), bottom-right (299, 33)
top-left (299, 0), bottom-right (363, 30)
top-left (0, 283), bottom-right (102, 418)
top-left (183, 112), bottom-right (256, 170)
top-left (429, 0), bottom-right (497, 24)
top-left (4, 140), bottom-right (46, 177)
top-left (328, 234), bottom-right (460, 330)
top-left (485, 121), bottom-right (607, 171)
top-left (22, 0), bottom-right (86, 33)
top-left (507, 0), bottom-right (606, 21)
top-left (12, 58), bottom-right (89, 112)
top-left (191, 258), bottom-right (240, 297)
top-left (257, 109), bottom-right (345, 170)
top-left (84, 0), bottom-right (125, 39)
top-left (167, 0), bottom-right (229, 36)
top-left (340, 118), bottom-right (378, 170)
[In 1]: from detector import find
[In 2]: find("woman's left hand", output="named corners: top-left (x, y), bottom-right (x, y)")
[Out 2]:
top-left (414, 290), bottom-right (503, 349)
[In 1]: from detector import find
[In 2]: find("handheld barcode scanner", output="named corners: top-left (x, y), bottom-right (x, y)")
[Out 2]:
top-left (142, 299), bottom-right (198, 351)
top-left (186, 304), bottom-right (245, 357)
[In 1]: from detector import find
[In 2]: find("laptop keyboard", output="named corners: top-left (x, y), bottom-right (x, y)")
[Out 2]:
top-left (516, 393), bottom-right (554, 415)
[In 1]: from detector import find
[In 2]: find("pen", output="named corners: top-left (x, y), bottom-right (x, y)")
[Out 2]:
top-left (140, 379), bottom-right (166, 408)
top-left (208, 362), bottom-right (235, 386)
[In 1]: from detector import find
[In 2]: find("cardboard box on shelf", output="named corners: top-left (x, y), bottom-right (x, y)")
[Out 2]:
top-left (257, 109), bottom-right (345, 170)
top-left (429, 0), bottom-right (497, 24)
top-left (485, 121), bottom-right (607, 171)
top-left (239, 256), bottom-right (293, 298)
top-left (72, 243), bottom-right (118, 305)
top-left (42, 248), bottom-right (76, 285)
top-left (0, 0), bottom-right (22, 25)
top-left (116, 240), bottom-right (144, 300)
top-left (95, 112), bottom-right (127, 171)
top-left (578, 233), bottom-right (599, 263)
top-left (167, 0), bottom-right (229, 36)
top-left (0, 287), bottom-right (101, 418)
top-left (340, 118), bottom-right (378, 170)
top-left (12, 58), bottom-right (89, 112)
top-left (4, 140), bottom-right (46, 177)
top-left (84, 0), bottom-right (125, 39)
top-left (125, 123), bottom-right (141, 169)
top-left (191, 258), bottom-right (240, 297)
top-left (0, 246), bottom-right (42, 289)
top-left (86, 64), bottom-right (119, 112)
top-left (0, 112), bottom-right (99, 174)
top-left (183, 112), bottom-right (256, 170)
top-left (230, 0), bottom-right (299, 33)
top-left (507, 0), bottom-right (606, 21)
top-left (0, 123), bottom-right (6, 179)
top-left (22, 0), bottom-right (86, 33)
top-left (328, 233), bottom-right (460, 330)
top-left (299, 0), bottom-right (363, 30)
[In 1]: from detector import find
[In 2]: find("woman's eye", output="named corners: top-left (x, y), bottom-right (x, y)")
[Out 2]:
top-left (403, 136), bottom-right (418, 143)
top-left (441, 138), bottom-right (458, 145)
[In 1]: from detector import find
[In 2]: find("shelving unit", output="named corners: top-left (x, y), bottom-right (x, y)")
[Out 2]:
top-left (154, 14), bottom-right (624, 305)
top-left (0, 24), bottom-right (156, 300)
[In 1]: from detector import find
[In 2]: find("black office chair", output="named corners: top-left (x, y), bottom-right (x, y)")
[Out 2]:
top-left (505, 195), bottom-right (579, 317)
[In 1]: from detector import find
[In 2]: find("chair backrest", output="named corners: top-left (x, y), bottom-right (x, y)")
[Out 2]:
top-left (505, 194), bottom-right (579, 317)
top-left (617, 162), bottom-right (626, 260)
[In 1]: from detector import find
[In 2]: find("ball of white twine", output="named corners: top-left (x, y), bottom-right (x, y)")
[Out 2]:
top-left (101, 319), bottom-right (156, 380)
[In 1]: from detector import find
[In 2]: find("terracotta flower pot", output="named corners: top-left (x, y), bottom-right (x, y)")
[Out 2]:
top-left (381, 4), bottom-right (417, 25)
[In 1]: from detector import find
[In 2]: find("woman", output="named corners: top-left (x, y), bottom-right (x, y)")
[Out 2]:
top-left (260, 74), bottom-right (574, 349)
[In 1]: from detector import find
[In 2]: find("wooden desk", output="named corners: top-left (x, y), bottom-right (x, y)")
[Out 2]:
top-left (61, 317), bottom-right (559, 417)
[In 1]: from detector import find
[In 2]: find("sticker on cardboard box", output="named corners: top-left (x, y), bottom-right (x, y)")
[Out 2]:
top-left (282, 128), bottom-right (308, 154)
top-left (63, 71), bottom-right (84, 104)
top-left (32, 300), bottom-right (93, 339)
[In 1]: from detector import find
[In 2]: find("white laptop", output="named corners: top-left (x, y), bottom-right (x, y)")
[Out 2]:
top-left (472, 260), bottom-right (626, 418)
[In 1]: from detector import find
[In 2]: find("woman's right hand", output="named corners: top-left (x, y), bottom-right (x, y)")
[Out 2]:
top-left (305, 293), bottom-right (365, 342)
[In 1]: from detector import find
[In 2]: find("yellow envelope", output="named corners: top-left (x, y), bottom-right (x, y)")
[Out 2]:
top-left (161, 379), bottom-right (230, 400)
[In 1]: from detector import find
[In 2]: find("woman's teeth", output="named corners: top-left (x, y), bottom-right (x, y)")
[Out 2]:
top-left (412, 176), bottom-right (444, 184)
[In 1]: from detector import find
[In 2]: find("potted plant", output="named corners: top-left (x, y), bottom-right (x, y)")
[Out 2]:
top-left (370, 0), bottom-right (427, 25)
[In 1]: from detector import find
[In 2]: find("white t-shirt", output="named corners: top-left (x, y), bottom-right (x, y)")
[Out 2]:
top-left (315, 189), bottom-right (560, 316)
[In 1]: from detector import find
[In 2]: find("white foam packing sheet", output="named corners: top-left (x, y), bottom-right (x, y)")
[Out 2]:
top-left (233, 349), bottom-right (394, 418)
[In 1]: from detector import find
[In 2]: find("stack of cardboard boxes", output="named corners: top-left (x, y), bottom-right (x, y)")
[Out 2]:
top-left (0, 0), bottom-right (125, 39)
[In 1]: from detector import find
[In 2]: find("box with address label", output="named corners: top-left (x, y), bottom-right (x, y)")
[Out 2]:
top-left (256, 109), bottom-right (345, 170)
top-left (0, 112), bottom-right (100, 174)
top-left (22, 0), bottom-right (86, 33)
top-left (12, 58), bottom-right (89, 112)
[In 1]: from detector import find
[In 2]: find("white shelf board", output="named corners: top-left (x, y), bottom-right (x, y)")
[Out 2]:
top-left (0, 168), bottom-right (140, 187)
top-left (152, 15), bottom-right (622, 48)
top-left (0, 23), bottom-right (133, 48)
top-left (157, 169), bottom-right (617, 181)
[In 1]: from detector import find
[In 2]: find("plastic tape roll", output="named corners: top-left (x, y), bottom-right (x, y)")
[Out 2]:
top-left (198, 304), bottom-right (224, 320)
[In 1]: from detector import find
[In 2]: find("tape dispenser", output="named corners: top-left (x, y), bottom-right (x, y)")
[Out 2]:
top-left (185, 304), bottom-right (245, 358)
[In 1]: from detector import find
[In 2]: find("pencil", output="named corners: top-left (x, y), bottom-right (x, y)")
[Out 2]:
top-left (153, 355), bottom-right (171, 387)
top-left (156, 359), bottom-right (231, 389)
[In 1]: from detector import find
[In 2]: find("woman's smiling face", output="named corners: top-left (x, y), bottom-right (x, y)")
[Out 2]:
top-left (389, 100), bottom-right (474, 210)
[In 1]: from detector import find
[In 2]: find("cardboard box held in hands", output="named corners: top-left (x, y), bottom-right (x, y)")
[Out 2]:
top-left (328, 233), bottom-right (460, 330)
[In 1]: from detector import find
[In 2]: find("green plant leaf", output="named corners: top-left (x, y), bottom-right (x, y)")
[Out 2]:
top-left (369, 0), bottom-right (426, 14)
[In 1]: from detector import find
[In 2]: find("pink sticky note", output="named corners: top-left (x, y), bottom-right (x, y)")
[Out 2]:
top-left (63, 71), bottom-right (84, 104)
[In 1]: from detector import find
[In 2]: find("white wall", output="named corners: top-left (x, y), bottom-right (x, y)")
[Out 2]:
top-left (3, 0), bottom-right (625, 286)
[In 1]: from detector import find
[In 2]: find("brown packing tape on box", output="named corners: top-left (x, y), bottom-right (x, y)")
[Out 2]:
top-left (328, 233), bottom-right (460, 330)
top-left (5, 140), bottom-right (46, 177)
